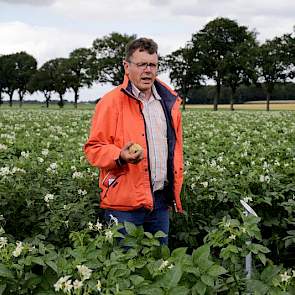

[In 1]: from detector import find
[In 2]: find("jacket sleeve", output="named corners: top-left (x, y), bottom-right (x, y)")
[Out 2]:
top-left (84, 98), bottom-right (121, 170)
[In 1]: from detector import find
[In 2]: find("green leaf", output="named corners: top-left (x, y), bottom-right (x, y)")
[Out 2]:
top-left (249, 243), bottom-right (270, 254)
top-left (154, 231), bottom-right (167, 238)
top-left (32, 256), bottom-right (45, 266)
top-left (193, 244), bottom-right (210, 261)
top-left (161, 245), bottom-right (170, 259)
top-left (261, 265), bottom-right (282, 283)
top-left (129, 275), bottom-right (144, 286)
top-left (23, 274), bottom-right (42, 289)
top-left (192, 281), bottom-right (206, 295)
top-left (258, 253), bottom-right (266, 265)
top-left (183, 266), bottom-right (200, 277)
top-left (246, 279), bottom-right (269, 294)
top-left (168, 286), bottom-right (189, 295)
top-left (192, 244), bottom-right (212, 269)
top-left (159, 264), bottom-right (182, 289)
top-left (208, 264), bottom-right (227, 277)
top-left (171, 247), bottom-right (187, 258)
top-left (201, 274), bottom-right (214, 287)
top-left (133, 259), bottom-right (147, 269)
top-left (138, 287), bottom-right (164, 295)
top-left (0, 284), bottom-right (6, 295)
top-left (144, 232), bottom-right (154, 239)
top-left (124, 221), bottom-right (137, 236)
top-left (0, 264), bottom-right (14, 279)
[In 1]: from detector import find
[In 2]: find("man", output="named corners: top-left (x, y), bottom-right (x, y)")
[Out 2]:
top-left (84, 37), bottom-right (183, 245)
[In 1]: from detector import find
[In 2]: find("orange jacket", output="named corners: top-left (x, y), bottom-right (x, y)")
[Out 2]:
top-left (84, 76), bottom-right (184, 212)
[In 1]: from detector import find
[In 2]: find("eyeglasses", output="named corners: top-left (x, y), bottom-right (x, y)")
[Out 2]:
top-left (128, 61), bottom-right (158, 70)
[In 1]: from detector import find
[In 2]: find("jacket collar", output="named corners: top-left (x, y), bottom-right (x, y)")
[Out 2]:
top-left (121, 74), bottom-right (179, 105)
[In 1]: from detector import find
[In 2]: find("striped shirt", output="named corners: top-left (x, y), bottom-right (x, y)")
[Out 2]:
top-left (131, 83), bottom-right (168, 192)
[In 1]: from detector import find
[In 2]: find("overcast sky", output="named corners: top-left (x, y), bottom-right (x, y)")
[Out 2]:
top-left (0, 0), bottom-right (294, 102)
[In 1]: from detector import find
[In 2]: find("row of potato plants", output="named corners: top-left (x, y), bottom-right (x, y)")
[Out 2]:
top-left (0, 109), bottom-right (294, 293)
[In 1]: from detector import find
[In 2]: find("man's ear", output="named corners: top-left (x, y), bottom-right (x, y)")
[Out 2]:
top-left (123, 60), bottom-right (129, 74)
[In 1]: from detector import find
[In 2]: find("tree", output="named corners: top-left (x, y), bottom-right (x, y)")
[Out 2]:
top-left (222, 33), bottom-right (258, 110)
top-left (28, 62), bottom-right (56, 108)
top-left (92, 32), bottom-right (136, 86)
top-left (165, 44), bottom-right (202, 110)
top-left (256, 36), bottom-right (291, 111)
top-left (283, 30), bottom-right (295, 80)
top-left (12, 52), bottom-right (37, 107)
top-left (0, 55), bottom-right (5, 105)
top-left (191, 17), bottom-right (256, 111)
top-left (45, 58), bottom-right (70, 108)
top-left (1, 54), bottom-right (18, 107)
top-left (66, 48), bottom-right (95, 108)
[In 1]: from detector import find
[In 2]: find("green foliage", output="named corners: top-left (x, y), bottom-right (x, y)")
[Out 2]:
top-left (66, 48), bottom-right (96, 107)
top-left (165, 45), bottom-right (202, 109)
top-left (1, 221), bottom-right (294, 294)
top-left (171, 110), bottom-right (295, 266)
top-left (191, 17), bottom-right (257, 110)
top-left (255, 35), bottom-right (293, 110)
top-left (92, 32), bottom-right (136, 86)
top-left (0, 110), bottom-right (99, 246)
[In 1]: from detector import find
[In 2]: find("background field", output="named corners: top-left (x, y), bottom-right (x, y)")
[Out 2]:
top-left (2, 101), bottom-right (295, 111)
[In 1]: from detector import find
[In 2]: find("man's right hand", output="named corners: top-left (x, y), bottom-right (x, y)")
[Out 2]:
top-left (119, 142), bottom-right (144, 164)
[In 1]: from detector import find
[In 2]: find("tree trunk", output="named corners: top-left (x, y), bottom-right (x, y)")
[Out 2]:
top-left (182, 99), bottom-right (186, 111)
top-left (0, 90), bottom-right (2, 106)
top-left (230, 88), bottom-right (236, 111)
top-left (19, 90), bottom-right (24, 108)
top-left (214, 80), bottom-right (221, 111)
top-left (181, 88), bottom-right (186, 111)
top-left (44, 92), bottom-right (51, 108)
top-left (266, 92), bottom-right (270, 111)
top-left (59, 93), bottom-right (64, 108)
top-left (74, 90), bottom-right (79, 109)
top-left (9, 91), bottom-right (14, 107)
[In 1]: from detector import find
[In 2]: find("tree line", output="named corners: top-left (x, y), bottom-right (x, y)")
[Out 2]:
top-left (0, 17), bottom-right (294, 110)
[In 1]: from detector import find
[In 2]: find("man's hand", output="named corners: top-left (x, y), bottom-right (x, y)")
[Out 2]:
top-left (120, 142), bottom-right (144, 164)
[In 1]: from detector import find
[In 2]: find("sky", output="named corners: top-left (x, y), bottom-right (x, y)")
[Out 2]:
top-left (0, 0), bottom-right (294, 102)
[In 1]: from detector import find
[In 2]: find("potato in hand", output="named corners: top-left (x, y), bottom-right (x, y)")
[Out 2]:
top-left (128, 143), bottom-right (143, 154)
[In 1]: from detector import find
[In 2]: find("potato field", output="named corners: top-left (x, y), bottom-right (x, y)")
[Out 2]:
top-left (0, 108), bottom-right (294, 294)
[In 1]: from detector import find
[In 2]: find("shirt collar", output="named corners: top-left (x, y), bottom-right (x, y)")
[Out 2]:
top-left (131, 82), bottom-right (161, 101)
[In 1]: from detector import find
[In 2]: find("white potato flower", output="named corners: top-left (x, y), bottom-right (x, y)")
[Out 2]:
top-left (159, 260), bottom-right (169, 271)
top-left (72, 171), bottom-right (83, 179)
top-left (280, 271), bottom-right (291, 282)
top-left (105, 230), bottom-right (113, 240)
top-left (77, 264), bottom-right (92, 281)
top-left (12, 241), bottom-right (24, 257)
top-left (96, 280), bottom-right (102, 292)
top-left (0, 237), bottom-right (8, 248)
top-left (41, 149), bottom-right (49, 156)
top-left (54, 275), bottom-right (71, 291)
top-left (73, 279), bottom-right (83, 289)
top-left (44, 193), bottom-right (55, 203)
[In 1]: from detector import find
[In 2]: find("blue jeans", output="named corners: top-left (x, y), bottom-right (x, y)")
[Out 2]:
top-left (104, 190), bottom-right (169, 245)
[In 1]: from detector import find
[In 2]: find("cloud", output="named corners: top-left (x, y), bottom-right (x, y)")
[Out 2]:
top-left (0, 0), bottom-right (55, 5)
top-left (0, 21), bottom-right (95, 65)
top-left (52, 0), bottom-right (158, 22)
top-left (149, 0), bottom-right (170, 6)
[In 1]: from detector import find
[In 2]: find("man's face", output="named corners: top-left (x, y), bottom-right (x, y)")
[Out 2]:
top-left (124, 49), bottom-right (158, 93)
